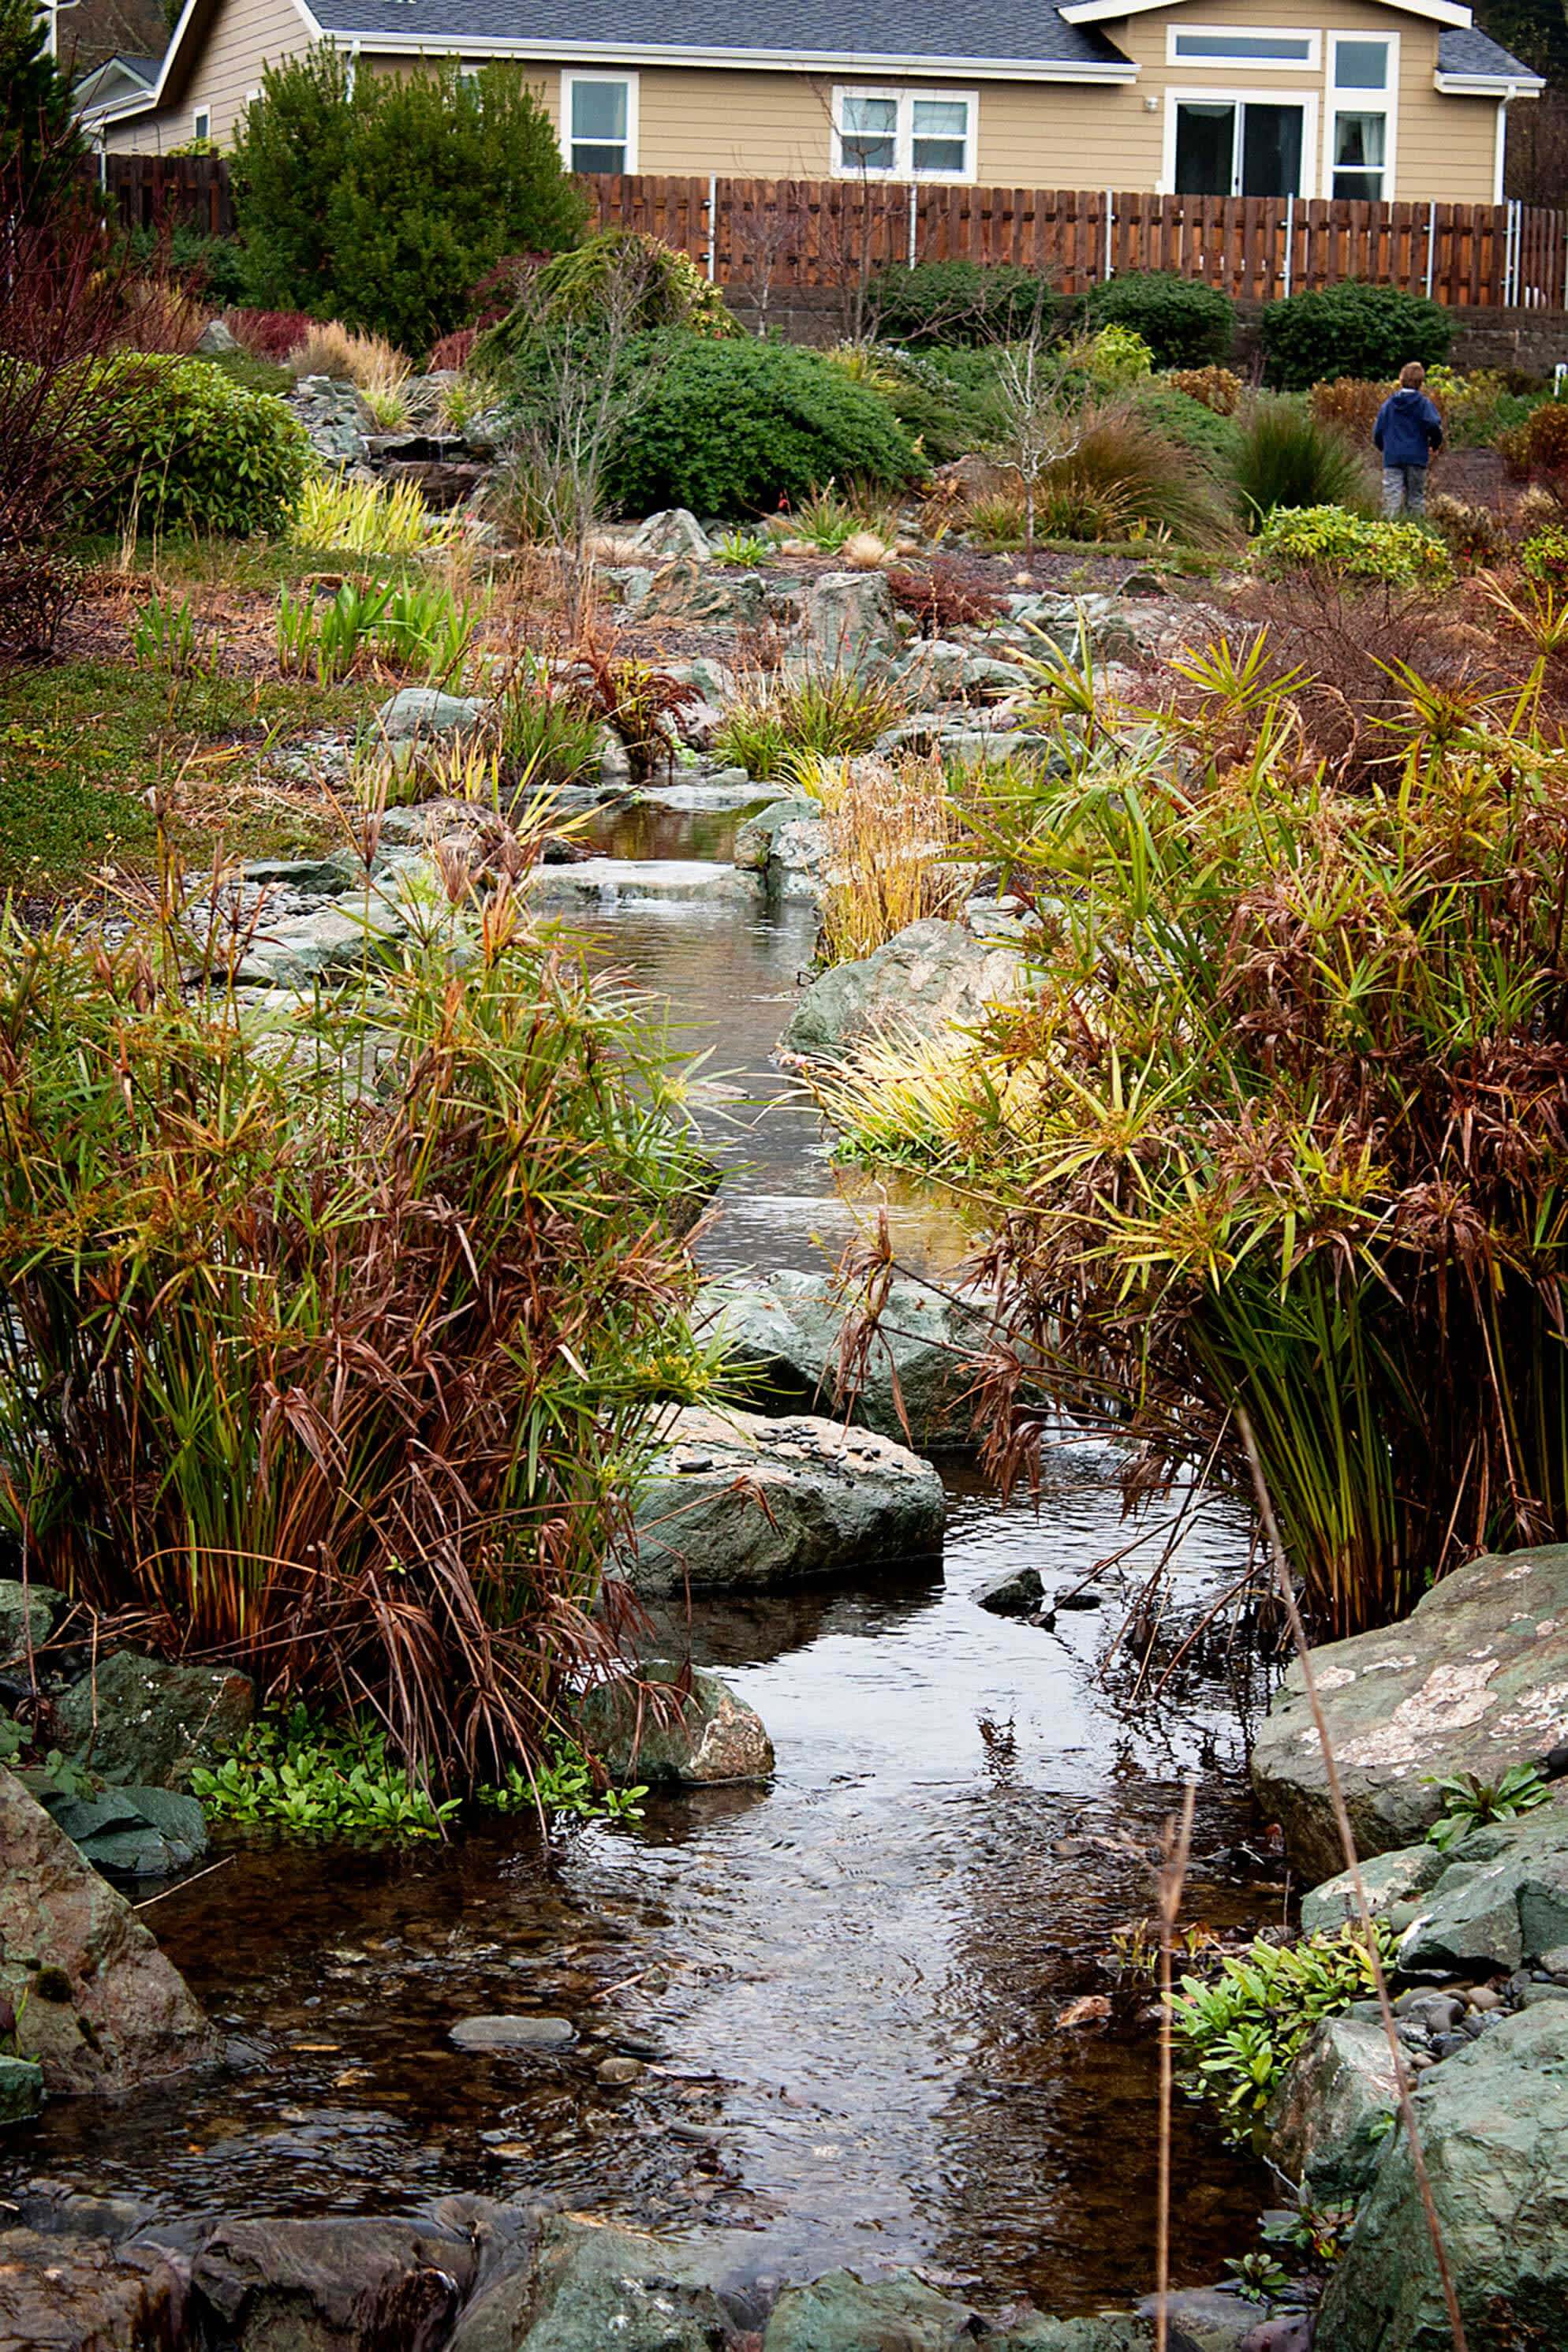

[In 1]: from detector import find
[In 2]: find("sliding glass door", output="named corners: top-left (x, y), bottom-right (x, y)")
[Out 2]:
top-left (1174, 99), bottom-right (1305, 197)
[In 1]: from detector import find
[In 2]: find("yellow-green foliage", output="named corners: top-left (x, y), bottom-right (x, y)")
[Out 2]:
top-left (290, 472), bottom-right (472, 555)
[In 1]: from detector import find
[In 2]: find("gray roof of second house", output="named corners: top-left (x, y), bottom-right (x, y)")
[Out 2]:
top-left (1435, 22), bottom-right (1539, 76)
top-left (306, 0), bottom-right (1136, 69)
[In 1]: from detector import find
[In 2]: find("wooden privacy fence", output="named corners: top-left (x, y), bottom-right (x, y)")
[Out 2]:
top-left (90, 154), bottom-right (1566, 309)
top-left (587, 176), bottom-right (1568, 311)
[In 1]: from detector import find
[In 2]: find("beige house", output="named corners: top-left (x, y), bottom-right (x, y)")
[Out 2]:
top-left (95, 0), bottom-right (1541, 208)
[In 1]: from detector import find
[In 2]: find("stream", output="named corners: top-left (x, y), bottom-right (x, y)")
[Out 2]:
top-left (7, 795), bottom-right (1275, 2315)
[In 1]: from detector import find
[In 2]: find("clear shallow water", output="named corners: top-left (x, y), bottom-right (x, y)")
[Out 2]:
top-left (6, 802), bottom-right (1273, 2313)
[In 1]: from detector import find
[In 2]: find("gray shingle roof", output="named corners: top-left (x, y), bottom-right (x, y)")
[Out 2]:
top-left (307, 0), bottom-right (1133, 68)
top-left (1436, 23), bottom-right (1540, 78)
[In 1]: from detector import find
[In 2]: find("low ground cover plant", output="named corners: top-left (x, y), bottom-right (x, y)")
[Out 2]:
top-left (1173, 1925), bottom-right (1395, 2143)
top-left (1259, 282), bottom-right (1453, 390)
top-left (1249, 503), bottom-right (1453, 588)
top-left (0, 887), bottom-right (710, 1787)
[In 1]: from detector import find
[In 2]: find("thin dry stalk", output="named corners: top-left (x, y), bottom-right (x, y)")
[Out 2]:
top-left (1238, 1407), bottom-right (1469, 2352)
top-left (1154, 1776), bottom-right (1197, 2352)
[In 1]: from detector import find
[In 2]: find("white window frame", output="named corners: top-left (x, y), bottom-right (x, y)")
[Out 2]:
top-left (1166, 25), bottom-right (1321, 70)
top-left (1324, 30), bottom-right (1399, 203)
top-left (1161, 88), bottom-right (1319, 197)
top-left (831, 85), bottom-right (978, 184)
top-left (560, 70), bottom-right (640, 176)
top-left (192, 106), bottom-right (211, 142)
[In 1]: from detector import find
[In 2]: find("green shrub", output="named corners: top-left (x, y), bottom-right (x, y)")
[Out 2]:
top-left (1500, 398), bottom-right (1568, 480)
top-left (1259, 283), bottom-right (1453, 390)
top-left (535, 229), bottom-right (735, 338)
top-left (232, 47), bottom-right (587, 348)
top-left (125, 226), bottom-right (248, 308)
top-left (1230, 394), bottom-right (1376, 525)
top-left (1085, 272), bottom-right (1234, 368)
top-left (81, 355), bottom-right (308, 534)
top-left (1521, 523), bottom-right (1568, 592)
top-left (713, 666), bottom-right (905, 781)
top-left (1249, 503), bottom-right (1454, 587)
top-left (869, 259), bottom-right (1056, 347)
top-left (603, 338), bottom-right (922, 516)
top-left (1173, 1926), bottom-right (1394, 2143)
top-left (1133, 380), bottom-right (1243, 473)
top-left (497, 670), bottom-right (605, 789)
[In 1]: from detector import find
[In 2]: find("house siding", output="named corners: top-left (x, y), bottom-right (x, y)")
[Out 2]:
top-left (103, 0), bottom-right (310, 148)
top-left (100, 0), bottom-right (1505, 203)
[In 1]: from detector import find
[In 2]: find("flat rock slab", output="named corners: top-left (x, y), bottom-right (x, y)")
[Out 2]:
top-left (0, 1765), bottom-right (220, 2096)
top-left (705, 1268), bottom-right (990, 1447)
top-left (1316, 2003), bottom-right (1568, 2352)
top-left (449, 2015), bottom-right (577, 2051)
top-left (525, 859), bottom-right (761, 908)
top-left (577, 1659), bottom-right (774, 1787)
top-left (781, 917), bottom-right (1025, 1065)
top-left (619, 1405), bottom-right (946, 1598)
top-left (1250, 1543), bottom-right (1568, 1882)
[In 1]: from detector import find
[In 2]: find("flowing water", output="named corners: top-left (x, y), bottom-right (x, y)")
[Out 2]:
top-left (7, 797), bottom-right (1275, 2313)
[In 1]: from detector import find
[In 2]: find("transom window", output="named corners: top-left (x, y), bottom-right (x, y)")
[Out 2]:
top-left (562, 73), bottom-right (637, 175)
top-left (1167, 26), bottom-right (1320, 69)
top-left (832, 87), bottom-right (976, 181)
top-left (1329, 34), bottom-right (1394, 200)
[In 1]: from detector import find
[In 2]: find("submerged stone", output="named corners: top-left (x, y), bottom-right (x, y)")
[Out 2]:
top-left (450, 2014), bottom-right (577, 2051)
top-left (978, 1568), bottom-right (1047, 1618)
top-left (0, 2055), bottom-right (43, 2126)
top-left (577, 1659), bottom-right (774, 1787)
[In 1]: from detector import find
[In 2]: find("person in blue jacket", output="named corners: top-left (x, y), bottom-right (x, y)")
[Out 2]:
top-left (1373, 362), bottom-right (1444, 517)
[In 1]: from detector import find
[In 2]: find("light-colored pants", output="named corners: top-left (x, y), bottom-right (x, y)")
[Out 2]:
top-left (1382, 463), bottom-right (1428, 518)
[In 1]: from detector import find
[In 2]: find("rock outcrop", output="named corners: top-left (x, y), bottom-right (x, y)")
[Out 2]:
top-left (705, 1268), bottom-right (988, 1447)
top-left (1316, 2004), bottom-right (1568, 2352)
top-left (577, 1659), bottom-right (774, 1786)
top-left (54, 1652), bottom-right (255, 1789)
top-left (618, 1405), bottom-right (945, 1597)
top-left (1264, 2017), bottom-right (1401, 2197)
top-left (781, 917), bottom-right (1025, 1065)
top-left (1250, 1544), bottom-right (1568, 1881)
top-left (0, 1766), bottom-right (221, 2096)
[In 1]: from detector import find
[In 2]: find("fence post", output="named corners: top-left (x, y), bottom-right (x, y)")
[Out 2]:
top-left (1103, 187), bottom-right (1113, 279)
top-left (1424, 200), bottom-right (1435, 301)
top-left (907, 181), bottom-right (917, 268)
top-left (1282, 192), bottom-right (1294, 298)
top-left (706, 174), bottom-right (717, 281)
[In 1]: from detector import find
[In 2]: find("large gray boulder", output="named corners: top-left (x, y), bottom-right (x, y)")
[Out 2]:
top-left (781, 917), bottom-right (1025, 1065)
top-left (627, 509), bottom-right (711, 563)
top-left (1300, 1839), bottom-right (1450, 1937)
top-left (0, 1577), bottom-right (63, 1665)
top-left (1264, 2016), bottom-right (1401, 2196)
top-left (464, 2216), bottom-right (742, 2352)
top-left (0, 1765), bottom-right (220, 2096)
top-left (190, 2215), bottom-right (479, 2352)
top-left (577, 1659), bottom-right (774, 1787)
top-left (375, 685), bottom-right (487, 744)
top-left (618, 1405), bottom-right (945, 1597)
top-left (1316, 2003), bottom-right (1568, 2352)
top-left (762, 2268), bottom-right (982, 2350)
top-left (705, 1267), bottom-right (989, 1447)
top-left (54, 1651), bottom-right (254, 1788)
top-left (798, 571), bottom-right (900, 667)
top-left (1250, 1544), bottom-right (1568, 1883)
top-left (1395, 1805), bottom-right (1568, 1973)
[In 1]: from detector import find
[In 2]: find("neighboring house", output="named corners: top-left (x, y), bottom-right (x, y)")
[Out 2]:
top-left (94, 0), bottom-right (1542, 208)
top-left (73, 50), bottom-right (159, 123)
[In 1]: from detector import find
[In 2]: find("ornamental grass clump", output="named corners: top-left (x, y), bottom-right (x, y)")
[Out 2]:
top-left (797, 751), bottom-right (969, 966)
top-left (0, 865), bottom-right (710, 1787)
top-left (814, 634), bottom-right (1568, 1632)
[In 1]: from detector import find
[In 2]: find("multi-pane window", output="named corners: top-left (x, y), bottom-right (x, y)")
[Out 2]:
top-left (833, 88), bottom-right (975, 181)
top-left (1330, 36), bottom-right (1393, 200)
top-left (564, 75), bottom-right (635, 174)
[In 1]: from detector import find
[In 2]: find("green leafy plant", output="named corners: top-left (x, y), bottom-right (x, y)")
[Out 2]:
top-left (1032, 405), bottom-right (1228, 545)
top-left (709, 527), bottom-right (774, 567)
top-left (603, 338), bottom-right (923, 517)
top-left (290, 472), bottom-right (472, 557)
top-left (1172, 1925), bottom-right (1396, 2141)
top-left (1259, 282), bottom-right (1453, 391)
top-left (530, 228), bottom-right (736, 342)
top-left (375, 577), bottom-right (481, 681)
top-left (192, 1707), bottom-right (460, 1837)
top-left (1521, 524), bottom-right (1568, 593)
top-left (496, 669), bottom-right (604, 790)
top-left (1223, 2252), bottom-right (1294, 2305)
top-left (1230, 395), bottom-right (1377, 525)
top-left (480, 1744), bottom-right (648, 1823)
top-left (129, 591), bottom-right (200, 675)
top-left (1249, 503), bottom-right (1453, 587)
top-left (1424, 1762), bottom-right (1552, 1850)
top-left (275, 576), bottom-right (398, 682)
top-left (77, 354), bottom-right (310, 536)
top-left (1085, 271), bottom-right (1235, 368)
top-left (714, 665), bottom-right (904, 782)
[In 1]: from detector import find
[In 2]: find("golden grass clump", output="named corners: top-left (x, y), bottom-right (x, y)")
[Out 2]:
top-left (289, 321), bottom-right (413, 426)
top-left (797, 751), bottom-right (972, 966)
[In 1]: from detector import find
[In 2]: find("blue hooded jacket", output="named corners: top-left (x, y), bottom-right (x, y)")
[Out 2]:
top-left (1374, 386), bottom-right (1443, 469)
